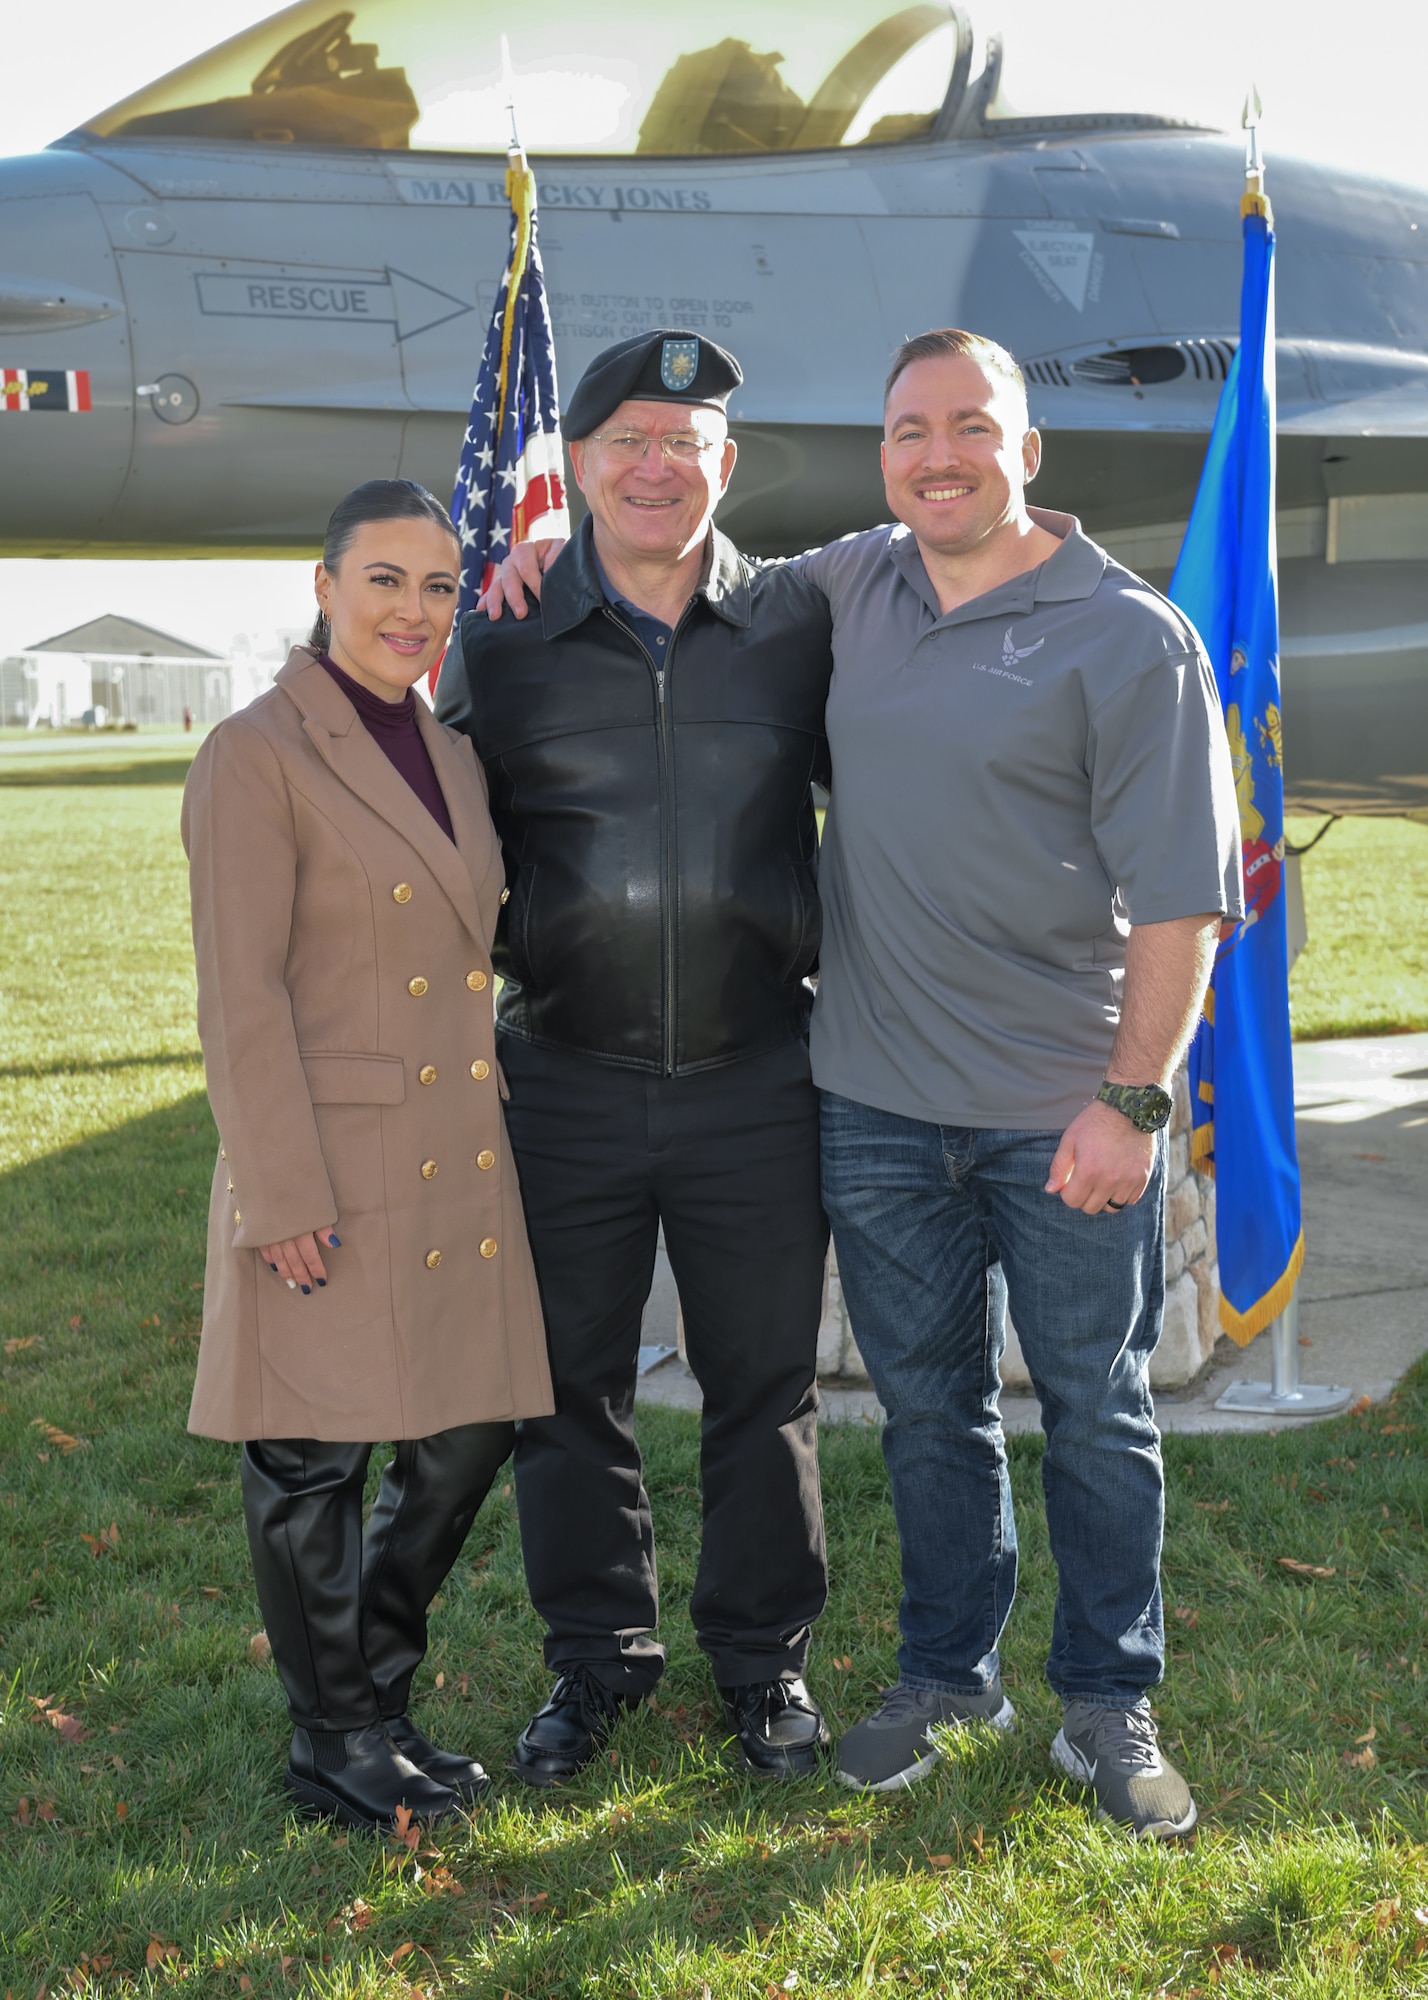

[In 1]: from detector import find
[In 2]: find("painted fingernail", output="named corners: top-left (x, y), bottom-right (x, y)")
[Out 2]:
top-left (316, 1278), bottom-right (326, 1287)
top-left (286, 1279), bottom-right (297, 1290)
top-left (268, 1262), bottom-right (279, 1271)
top-left (300, 1284), bottom-right (311, 1295)
top-left (328, 1234), bottom-right (342, 1248)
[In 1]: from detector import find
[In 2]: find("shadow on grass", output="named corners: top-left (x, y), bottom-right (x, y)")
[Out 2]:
top-left (1, 1096), bottom-right (1426, 1994)
top-left (0, 1053), bottom-right (204, 1082)
top-left (0, 757), bottom-right (195, 788)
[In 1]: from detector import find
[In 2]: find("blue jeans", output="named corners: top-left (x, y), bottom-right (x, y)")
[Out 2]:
top-left (820, 1091), bottom-right (1167, 1707)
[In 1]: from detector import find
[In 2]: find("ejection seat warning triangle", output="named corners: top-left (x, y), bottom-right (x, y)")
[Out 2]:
top-left (193, 269), bottom-right (472, 341)
top-left (1013, 230), bottom-right (1095, 312)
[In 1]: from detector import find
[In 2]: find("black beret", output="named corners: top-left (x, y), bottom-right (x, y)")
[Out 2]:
top-left (563, 329), bottom-right (742, 440)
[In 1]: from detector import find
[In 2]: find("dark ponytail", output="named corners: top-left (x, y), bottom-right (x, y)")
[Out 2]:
top-left (308, 478), bottom-right (460, 649)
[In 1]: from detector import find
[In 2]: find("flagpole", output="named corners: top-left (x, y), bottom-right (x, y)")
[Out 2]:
top-left (1209, 91), bottom-right (1351, 1417)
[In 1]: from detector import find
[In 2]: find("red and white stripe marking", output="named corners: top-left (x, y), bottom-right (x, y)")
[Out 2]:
top-left (0, 368), bottom-right (92, 411)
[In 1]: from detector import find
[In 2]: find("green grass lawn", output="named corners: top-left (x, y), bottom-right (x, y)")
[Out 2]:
top-left (1, 744), bottom-right (1426, 1997)
top-left (1286, 816), bottom-right (1428, 1041)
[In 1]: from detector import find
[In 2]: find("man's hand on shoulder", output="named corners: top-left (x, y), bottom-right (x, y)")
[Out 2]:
top-left (478, 538), bottom-right (567, 621)
top-left (1044, 1100), bottom-right (1155, 1215)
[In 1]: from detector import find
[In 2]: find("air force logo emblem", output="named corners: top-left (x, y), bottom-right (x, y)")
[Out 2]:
top-left (1003, 628), bottom-right (1044, 668)
top-left (660, 338), bottom-right (700, 392)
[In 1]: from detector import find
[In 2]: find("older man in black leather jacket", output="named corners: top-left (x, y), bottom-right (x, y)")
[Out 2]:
top-left (435, 331), bottom-right (833, 1784)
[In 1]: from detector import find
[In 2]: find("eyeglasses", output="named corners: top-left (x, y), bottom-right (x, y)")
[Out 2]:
top-left (587, 429), bottom-right (725, 464)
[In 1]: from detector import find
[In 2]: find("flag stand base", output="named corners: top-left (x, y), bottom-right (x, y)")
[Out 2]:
top-left (1214, 1290), bottom-right (1353, 1416)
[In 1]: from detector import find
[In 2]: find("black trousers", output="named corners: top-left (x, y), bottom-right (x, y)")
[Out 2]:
top-left (499, 1031), bottom-right (829, 1694)
top-left (240, 1423), bottom-right (513, 1732)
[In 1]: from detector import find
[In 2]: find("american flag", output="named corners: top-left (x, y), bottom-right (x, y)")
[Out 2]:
top-left (448, 153), bottom-right (568, 630)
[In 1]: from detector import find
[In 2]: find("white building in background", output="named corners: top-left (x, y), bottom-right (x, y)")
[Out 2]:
top-left (1, 614), bottom-right (232, 729)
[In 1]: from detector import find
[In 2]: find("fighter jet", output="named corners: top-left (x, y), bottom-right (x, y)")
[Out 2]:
top-left (1, 0), bottom-right (1425, 809)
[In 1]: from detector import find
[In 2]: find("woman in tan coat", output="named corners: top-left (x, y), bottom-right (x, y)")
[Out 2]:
top-left (182, 479), bottom-right (553, 1831)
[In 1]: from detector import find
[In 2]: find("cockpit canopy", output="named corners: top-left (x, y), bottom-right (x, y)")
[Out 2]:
top-left (80, 0), bottom-right (1194, 158)
top-left (82, 0), bottom-right (971, 154)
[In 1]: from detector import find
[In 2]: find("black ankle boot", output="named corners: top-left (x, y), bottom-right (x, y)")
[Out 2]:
top-left (513, 1666), bottom-right (635, 1786)
top-left (383, 1713), bottom-right (491, 1803)
top-left (285, 1722), bottom-right (461, 1830)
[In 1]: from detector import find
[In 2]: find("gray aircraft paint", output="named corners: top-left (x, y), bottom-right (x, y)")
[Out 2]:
top-left (0, 40), bottom-right (1425, 809)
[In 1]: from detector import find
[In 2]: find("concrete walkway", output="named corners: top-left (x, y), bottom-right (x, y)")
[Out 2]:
top-left (636, 1033), bottom-right (1428, 1434)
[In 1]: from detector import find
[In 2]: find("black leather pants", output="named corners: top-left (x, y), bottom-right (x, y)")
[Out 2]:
top-left (240, 1423), bottom-right (514, 1732)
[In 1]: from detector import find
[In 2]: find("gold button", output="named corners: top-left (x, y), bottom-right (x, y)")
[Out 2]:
top-left (476, 1149), bottom-right (495, 1170)
top-left (466, 970), bottom-right (488, 992)
top-left (425, 1249), bottom-right (442, 1269)
top-left (480, 1238), bottom-right (498, 1259)
top-left (500, 887), bottom-right (510, 905)
top-left (421, 1159), bottom-right (438, 1180)
top-left (392, 882), bottom-right (412, 904)
top-left (408, 976), bottom-right (429, 998)
top-left (220, 1148), bottom-right (226, 1161)
top-left (470, 1059), bottom-right (489, 1080)
top-left (226, 1179), bottom-right (234, 1194)
top-left (418, 1064), bottom-right (437, 1086)
top-left (233, 1209), bottom-right (242, 1224)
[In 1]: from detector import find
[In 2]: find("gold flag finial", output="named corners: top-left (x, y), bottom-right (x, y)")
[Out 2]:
top-left (1241, 86), bottom-right (1272, 222)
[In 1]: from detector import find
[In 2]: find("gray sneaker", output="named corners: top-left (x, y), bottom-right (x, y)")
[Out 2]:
top-left (1051, 1699), bottom-right (1197, 1839)
top-left (836, 1681), bottom-right (1016, 1792)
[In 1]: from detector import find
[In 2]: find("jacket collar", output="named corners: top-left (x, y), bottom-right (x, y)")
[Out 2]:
top-left (275, 648), bottom-right (492, 945)
top-left (540, 514), bottom-right (751, 639)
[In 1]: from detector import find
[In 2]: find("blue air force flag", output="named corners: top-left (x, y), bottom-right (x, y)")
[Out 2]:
top-left (1169, 192), bottom-right (1303, 1344)
top-left (446, 152), bottom-right (568, 646)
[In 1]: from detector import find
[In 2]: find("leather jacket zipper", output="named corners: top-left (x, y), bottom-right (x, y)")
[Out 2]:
top-left (603, 606), bottom-right (687, 1074)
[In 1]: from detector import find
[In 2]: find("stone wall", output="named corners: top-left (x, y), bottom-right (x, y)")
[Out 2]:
top-left (815, 1064), bottom-right (1222, 1392)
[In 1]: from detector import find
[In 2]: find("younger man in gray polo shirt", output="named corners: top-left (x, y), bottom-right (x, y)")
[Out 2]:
top-left (800, 330), bottom-right (1240, 1837)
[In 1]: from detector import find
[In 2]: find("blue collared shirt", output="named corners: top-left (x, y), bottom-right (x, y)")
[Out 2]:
top-left (592, 549), bottom-right (673, 664)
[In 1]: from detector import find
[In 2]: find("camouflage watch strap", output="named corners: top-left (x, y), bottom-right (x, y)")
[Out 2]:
top-left (1095, 1081), bottom-right (1173, 1133)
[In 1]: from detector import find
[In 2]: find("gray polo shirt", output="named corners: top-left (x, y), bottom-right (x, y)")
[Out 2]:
top-left (792, 508), bottom-right (1243, 1130)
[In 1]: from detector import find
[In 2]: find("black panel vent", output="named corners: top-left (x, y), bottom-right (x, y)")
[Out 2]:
top-left (1067, 339), bottom-right (1237, 387)
top-left (1025, 357), bottom-right (1073, 387)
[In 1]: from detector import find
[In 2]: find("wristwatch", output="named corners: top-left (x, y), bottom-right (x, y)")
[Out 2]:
top-left (1096, 1081), bottom-right (1173, 1133)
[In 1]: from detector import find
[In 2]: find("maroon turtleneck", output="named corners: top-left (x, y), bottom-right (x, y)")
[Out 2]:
top-left (320, 653), bottom-right (455, 843)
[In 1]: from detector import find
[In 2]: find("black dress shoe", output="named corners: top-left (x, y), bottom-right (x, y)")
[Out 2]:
top-left (384, 1713), bottom-right (491, 1803)
top-left (512, 1666), bottom-right (634, 1787)
top-left (718, 1678), bottom-right (830, 1779)
top-left (284, 1723), bottom-right (462, 1830)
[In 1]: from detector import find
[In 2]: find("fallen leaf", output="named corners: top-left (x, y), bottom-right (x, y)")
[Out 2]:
top-left (1277, 1557), bottom-right (1336, 1579)
top-left (926, 1853), bottom-right (953, 1868)
top-left (392, 1945), bottom-right (415, 1965)
top-left (1174, 1606), bottom-right (1199, 1628)
top-left (1347, 1395), bottom-right (1373, 1415)
top-left (345, 1898), bottom-right (373, 1933)
top-left (79, 1523), bottom-right (119, 1558)
top-left (1048, 1947), bottom-right (1066, 1967)
top-left (1375, 1898), bottom-right (1401, 1932)
top-left (239, 1980), bottom-right (252, 1993)
top-left (246, 1631), bottom-right (272, 1666)
top-left (43, 1710), bottom-right (90, 1744)
top-left (391, 1803), bottom-right (419, 1852)
top-left (3, 1337), bottom-right (38, 1355)
top-left (145, 1938), bottom-right (181, 1970)
top-left (1195, 1499), bottom-right (1231, 1512)
top-left (115, 1801), bottom-right (128, 1821)
top-left (1343, 1745), bottom-right (1377, 1768)
top-left (30, 1420), bottom-right (85, 1454)
top-left (199, 1585), bottom-right (223, 1598)
top-left (1356, 1726), bottom-right (1378, 1744)
top-left (434, 1670), bottom-right (445, 1689)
